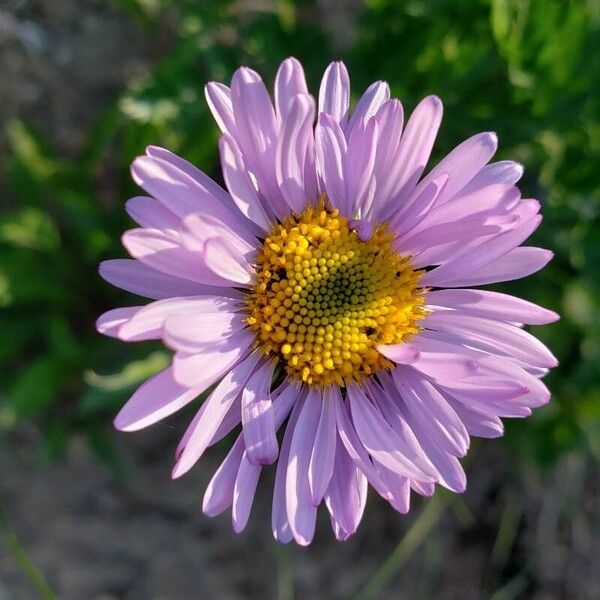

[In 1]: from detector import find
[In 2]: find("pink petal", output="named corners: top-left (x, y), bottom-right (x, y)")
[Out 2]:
top-left (96, 307), bottom-right (142, 339)
top-left (408, 184), bottom-right (520, 234)
top-left (411, 480), bottom-right (435, 497)
top-left (125, 196), bottom-right (180, 231)
top-left (275, 57), bottom-right (309, 123)
top-left (203, 436), bottom-right (244, 517)
top-left (232, 452), bottom-right (261, 533)
top-left (172, 352), bottom-right (261, 478)
top-left (383, 95), bottom-right (443, 212)
top-left (236, 387), bottom-right (315, 536)
top-left (99, 259), bottom-right (221, 300)
top-left (231, 67), bottom-right (287, 219)
top-left (391, 367), bottom-right (470, 457)
top-left (318, 61), bottom-right (350, 126)
top-left (315, 112), bottom-right (349, 213)
top-left (421, 214), bottom-right (543, 287)
top-left (175, 394), bottom-right (241, 462)
top-left (163, 311), bottom-right (245, 353)
top-left (444, 397), bottom-right (504, 439)
top-left (114, 367), bottom-right (200, 432)
top-left (347, 385), bottom-right (436, 480)
top-left (272, 387), bottom-right (305, 544)
top-left (145, 145), bottom-right (234, 207)
top-left (286, 389), bottom-right (321, 545)
top-left (389, 173), bottom-right (449, 237)
top-left (477, 355), bottom-right (551, 408)
top-left (405, 336), bottom-right (479, 382)
top-left (410, 427), bottom-right (466, 493)
top-left (180, 212), bottom-right (255, 257)
top-left (367, 380), bottom-right (440, 497)
top-left (416, 219), bottom-right (519, 269)
top-left (422, 312), bottom-right (558, 368)
top-left (375, 465), bottom-right (410, 514)
top-left (348, 218), bottom-right (374, 242)
top-left (345, 117), bottom-right (378, 216)
top-left (332, 387), bottom-right (392, 500)
top-left (426, 289), bottom-right (559, 324)
top-left (371, 375), bottom-right (438, 469)
top-left (411, 131), bottom-right (498, 208)
top-left (377, 343), bottom-right (420, 364)
top-left (347, 81), bottom-right (390, 135)
top-left (276, 94), bottom-right (316, 212)
top-left (242, 361), bottom-right (278, 465)
top-left (370, 99), bottom-right (404, 215)
top-left (172, 329), bottom-right (253, 388)
top-left (324, 438), bottom-right (368, 533)
top-left (447, 390), bottom-right (533, 419)
top-left (331, 520), bottom-right (352, 541)
top-left (219, 133), bottom-right (272, 231)
top-left (437, 376), bottom-right (529, 403)
top-left (131, 154), bottom-right (259, 241)
top-left (401, 215), bottom-right (511, 268)
top-left (426, 246), bottom-right (553, 287)
top-left (119, 295), bottom-right (238, 342)
top-left (204, 82), bottom-right (236, 135)
top-left (272, 381), bottom-right (303, 428)
top-left (202, 237), bottom-right (254, 285)
top-left (460, 160), bottom-right (524, 195)
top-left (393, 389), bottom-right (467, 493)
top-left (122, 228), bottom-right (229, 287)
top-left (308, 388), bottom-right (337, 505)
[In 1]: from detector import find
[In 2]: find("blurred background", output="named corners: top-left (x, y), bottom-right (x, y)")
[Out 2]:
top-left (0, 0), bottom-right (598, 598)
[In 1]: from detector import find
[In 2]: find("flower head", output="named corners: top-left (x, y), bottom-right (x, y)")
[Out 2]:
top-left (98, 58), bottom-right (558, 544)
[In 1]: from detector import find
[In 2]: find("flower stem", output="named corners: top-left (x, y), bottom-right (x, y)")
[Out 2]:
top-left (0, 503), bottom-right (59, 600)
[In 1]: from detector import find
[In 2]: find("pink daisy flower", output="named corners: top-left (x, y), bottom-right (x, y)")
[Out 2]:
top-left (97, 58), bottom-right (558, 545)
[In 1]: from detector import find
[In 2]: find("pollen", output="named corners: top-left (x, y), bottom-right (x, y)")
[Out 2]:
top-left (246, 201), bottom-right (427, 387)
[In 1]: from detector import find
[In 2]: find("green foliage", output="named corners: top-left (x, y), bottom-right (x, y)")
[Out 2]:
top-left (1, 0), bottom-right (598, 468)
top-left (0, 115), bottom-right (168, 460)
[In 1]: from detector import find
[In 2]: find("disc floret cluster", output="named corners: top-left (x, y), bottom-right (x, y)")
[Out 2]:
top-left (246, 201), bottom-right (426, 386)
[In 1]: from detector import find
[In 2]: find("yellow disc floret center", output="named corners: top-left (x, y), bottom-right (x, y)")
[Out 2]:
top-left (246, 201), bottom-right (426, 387)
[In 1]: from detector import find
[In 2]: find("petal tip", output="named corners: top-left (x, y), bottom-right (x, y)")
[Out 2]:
top-left (281, 56), bottom-right (301, 69)
top-left (232, 520), bottom-right (247, 534)
top-left (233, 65), bottom-right (261, 85)
top-left (424, 94), bottom-right (443, 111)
top-left (113, 412), bottom-right (136, 432)
top-left (513, 161), bottom-right (525, 177)
top-left (483, 131), bottom-right (499, 147)
top-left (171, 461), bottom-right (188, 480)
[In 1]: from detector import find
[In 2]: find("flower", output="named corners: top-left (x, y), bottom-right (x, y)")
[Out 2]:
top-left (97, 57), bottom-right (558, 545)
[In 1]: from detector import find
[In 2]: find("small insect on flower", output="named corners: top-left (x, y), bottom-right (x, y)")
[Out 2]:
top-left (97, 58), bottom-right (558, 545)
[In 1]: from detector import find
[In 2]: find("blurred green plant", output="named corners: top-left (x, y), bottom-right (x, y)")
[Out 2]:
top-left (0, 117), bottom-right (166, 464)
top-left (0, 0), bottom-right (598, 471)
